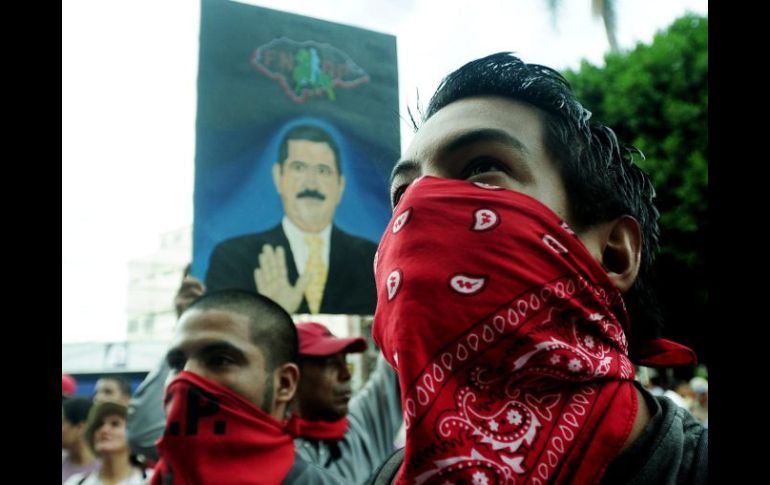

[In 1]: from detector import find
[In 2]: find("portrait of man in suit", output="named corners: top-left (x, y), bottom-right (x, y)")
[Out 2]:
top-left (205, 124), bottom-right (377, 315)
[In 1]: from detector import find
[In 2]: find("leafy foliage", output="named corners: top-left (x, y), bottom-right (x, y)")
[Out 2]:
top-left (565, 14), bottom-right (708, 361)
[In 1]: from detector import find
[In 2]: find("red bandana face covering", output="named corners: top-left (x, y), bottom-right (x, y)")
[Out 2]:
top-left (293, 416), bottom-right (349, 441)
top-left (373, 177), bottom-right (695, 484)
top-left (151, 371), bottom-right (296, 485)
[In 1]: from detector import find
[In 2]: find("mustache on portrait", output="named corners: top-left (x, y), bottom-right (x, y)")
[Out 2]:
top-left (296, 189), bottom-right (326, 201)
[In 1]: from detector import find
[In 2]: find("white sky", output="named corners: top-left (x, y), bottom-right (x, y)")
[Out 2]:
top-left (62, 0), bottom-right (707, 343)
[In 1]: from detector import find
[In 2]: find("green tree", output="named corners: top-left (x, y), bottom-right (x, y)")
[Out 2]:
top-left (565, 14), bottom-right (708, 361)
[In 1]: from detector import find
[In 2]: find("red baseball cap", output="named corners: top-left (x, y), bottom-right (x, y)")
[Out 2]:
top-left (297, 322), bottom-right (367, 357)
top-left (62, 373), bottom-right (77, 396)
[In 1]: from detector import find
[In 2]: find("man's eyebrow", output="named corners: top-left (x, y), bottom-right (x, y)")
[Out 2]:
top-left (390, 129), bottom-right (530, 185)
top-left (390, 159), bottom-right (420, 185)
top-left (198, 342), bottom-right (247, 361)
top-left (166, 342), bottom-right (246, 363)
top-left (442, 128), bottom-right (530, 156)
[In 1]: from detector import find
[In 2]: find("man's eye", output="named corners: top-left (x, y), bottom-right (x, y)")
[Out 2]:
top-left (391, 184), bottom-right (408, 207)
top-left (289, 161), bottom-right (307, 172)
top-left (462, 158), bottom-right (507, 178)
top-left (209, 354), bottom-right (236, 367)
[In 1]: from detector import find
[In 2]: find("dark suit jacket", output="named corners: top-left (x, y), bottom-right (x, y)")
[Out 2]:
top-left (205, 224), bottom-right (378, 315)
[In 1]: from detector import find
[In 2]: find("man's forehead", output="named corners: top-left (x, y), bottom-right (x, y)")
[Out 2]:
top-left (176, 308), bottom-right (252, 341)
top-left (286, 139), bottom-right (335, 160)
top-left (404, 97), bottom-right (545, 159)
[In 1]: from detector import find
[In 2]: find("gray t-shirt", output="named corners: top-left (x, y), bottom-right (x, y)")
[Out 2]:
top-left (126, 358), bottom-right (170, 462)
top-left (601, 384), bottom-right (708, 484)
top-left (284, 454), bottom-right (347, 484)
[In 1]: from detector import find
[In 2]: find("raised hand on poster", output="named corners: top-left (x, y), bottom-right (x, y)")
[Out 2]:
top-left (254, 244), bottom-right (310, 314)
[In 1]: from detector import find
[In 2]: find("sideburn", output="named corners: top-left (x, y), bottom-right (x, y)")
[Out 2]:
top-left (261, 372), bottom-right (274, 415)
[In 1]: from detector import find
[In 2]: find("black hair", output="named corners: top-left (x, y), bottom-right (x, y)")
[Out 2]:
top-left (277, 124), bottom-right (342, 176)
top-left (424, 52), bottom-right (662, 351)
top-left (185, 289), bottom-right (299, 371)
top-left (62, 397), bottom-right (93, 425)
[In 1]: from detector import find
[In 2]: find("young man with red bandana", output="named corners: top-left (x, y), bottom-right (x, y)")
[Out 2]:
top-left (371, 52), bottom-right (707, 484)
top-left (292, 322), bottom-right (402, 484)
top-left (152, 290), bottom-right (343, 484)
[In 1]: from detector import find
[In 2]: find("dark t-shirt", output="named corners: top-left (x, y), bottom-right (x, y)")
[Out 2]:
top-left (600, 384), bottom-right (708, 484)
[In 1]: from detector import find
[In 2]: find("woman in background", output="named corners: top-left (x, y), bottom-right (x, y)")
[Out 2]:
top-left (64, 401), bottom-right (150, 485)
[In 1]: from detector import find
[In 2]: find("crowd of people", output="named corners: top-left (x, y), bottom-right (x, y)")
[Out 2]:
top-left (62, 376), bottom-right (150, 484)
top-left (63, 52), bottom-right (708, 484)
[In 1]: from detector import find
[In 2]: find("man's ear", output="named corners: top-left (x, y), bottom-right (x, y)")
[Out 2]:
top-left (273, 362), bottom-right (300, 408)
top-left (599, 216), bottom-right (642, 293)
top-left (272, 163), bottom-right (283, 193)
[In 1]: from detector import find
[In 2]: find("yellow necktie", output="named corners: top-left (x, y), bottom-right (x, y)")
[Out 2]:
top-left (303, 234), bottom-right (328, 314)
